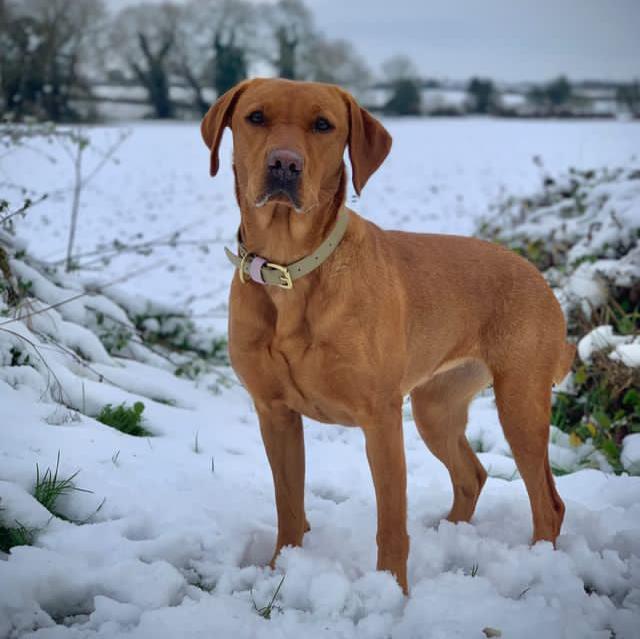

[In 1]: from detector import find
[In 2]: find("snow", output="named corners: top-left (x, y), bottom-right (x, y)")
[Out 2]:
top-left (578, 325), bottom-right (630, 362)
top-left (578, 327), bottom-right (640, 368)
top-left (610, 341), bottom-right (640, 368)
top-left (622, 435), bottom-right (640, 475)
top-left (564, 264), bottom-right (610, 317)
top-left (1, 118), bottom-right (640, 638)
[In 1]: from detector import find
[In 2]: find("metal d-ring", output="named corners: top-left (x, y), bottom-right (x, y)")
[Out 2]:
top-left (238, 251), bottom-right (251, 284)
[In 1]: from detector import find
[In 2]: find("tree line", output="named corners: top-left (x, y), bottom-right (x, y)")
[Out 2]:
top-left (395, 74), bottom-right (639, 118)
top-left (0, 0), bottom-right (371, 121)
top-left (1, 0), bottom-right (638, 122)
top-left (470, 76), bottom-right (639, 117)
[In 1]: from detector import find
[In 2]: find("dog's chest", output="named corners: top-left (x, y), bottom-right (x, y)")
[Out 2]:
top-left (267, 323), bottom-right (358, 424)
top-left (231, 299), bottom-right (366, 425)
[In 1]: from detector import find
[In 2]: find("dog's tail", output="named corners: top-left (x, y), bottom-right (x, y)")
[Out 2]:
top-left (553, 342), bottom-right (576, 384)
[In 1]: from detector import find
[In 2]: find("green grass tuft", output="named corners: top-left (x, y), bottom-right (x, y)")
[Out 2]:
top-left (0, 520), bottom-right (37, 553)
top-left (34, 451), bottom-right (90, 517)
top-left (97, 401), bottom-right (151, 436)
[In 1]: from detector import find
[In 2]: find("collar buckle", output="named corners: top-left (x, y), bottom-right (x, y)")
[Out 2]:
top-left (266, 262), bottom-right (293, 289)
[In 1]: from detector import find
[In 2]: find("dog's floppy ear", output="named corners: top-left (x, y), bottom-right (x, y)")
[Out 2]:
top-left (201, 80), bottom-right (250, 177)
top-left (342, 91), bottom-right (392, 195)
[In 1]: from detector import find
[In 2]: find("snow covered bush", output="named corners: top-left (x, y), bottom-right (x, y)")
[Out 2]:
top-left (477, 163), bottom-right (640, 473)
top-left (0, 229), bottom-right (230, 417)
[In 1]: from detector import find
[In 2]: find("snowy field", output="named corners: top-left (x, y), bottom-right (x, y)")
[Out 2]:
top-left (1, 118), bottom-right (640, 638)
top-left (7, 117), bottom-right (640, 326)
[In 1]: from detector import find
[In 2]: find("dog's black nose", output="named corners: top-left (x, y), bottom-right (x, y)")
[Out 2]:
top-left (267, 148), bottom-right (303, 181)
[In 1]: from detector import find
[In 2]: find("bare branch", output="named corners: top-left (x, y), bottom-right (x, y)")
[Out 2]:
top-left (0, 260), bottom-right (167, 328)
top-left (0, 194), bottom-right (47, 225)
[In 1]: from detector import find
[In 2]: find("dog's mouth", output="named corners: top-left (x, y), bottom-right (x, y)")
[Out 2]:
top-left (256, 175), bottom-right (303, 212)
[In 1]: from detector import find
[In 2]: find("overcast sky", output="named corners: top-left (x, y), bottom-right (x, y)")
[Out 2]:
top-left (109, 0), bottom-right (640, 82)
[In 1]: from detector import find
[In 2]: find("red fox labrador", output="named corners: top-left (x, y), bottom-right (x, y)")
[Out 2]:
top-left (201, 78), bottom-right (574, 594)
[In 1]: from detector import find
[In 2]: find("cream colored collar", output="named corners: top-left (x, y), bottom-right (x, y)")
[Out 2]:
top-left (224, 206), bottom-right (349, 290)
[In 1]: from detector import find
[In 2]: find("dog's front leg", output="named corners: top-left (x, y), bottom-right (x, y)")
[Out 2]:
top-left (257, 404), bottom-right (306, 567)
top-left (363, 410), bottom-right (409, 594)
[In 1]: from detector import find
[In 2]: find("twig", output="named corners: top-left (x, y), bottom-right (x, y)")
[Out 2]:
top-left (75, 497), bottom-right (107, 525)
top-left (0, 327), bottom-right (68, 404)
top-left (0, 260), bottom-right (167, 327)
top-left (34, 332), bottom-right (120, 388)
top-left (73, 238), bottom-right (225, 270)
top-left (0, 194), bottom-right (48, 225)
top-left (47, 220), bottom-right (208, 266)
top-left (65, 136), bottom-right (85, 271)
top-left (76, 130), bottom-right (130, 192)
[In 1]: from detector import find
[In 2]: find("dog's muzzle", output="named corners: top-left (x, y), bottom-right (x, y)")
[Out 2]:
top-left (259, 148), bottom-right (303, 209)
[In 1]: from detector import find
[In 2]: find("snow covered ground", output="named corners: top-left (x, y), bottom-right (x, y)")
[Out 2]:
top-left (1, 118), bottom-right (640, 638)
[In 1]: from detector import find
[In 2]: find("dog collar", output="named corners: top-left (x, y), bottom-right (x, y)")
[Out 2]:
top-left (224, 206), bottom-right (349, 290)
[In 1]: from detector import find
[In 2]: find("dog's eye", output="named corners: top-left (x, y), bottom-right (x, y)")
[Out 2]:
top-left (313, 117), bottom-right (333, 133)
top-left (247, 110), bottom-right (265, 125)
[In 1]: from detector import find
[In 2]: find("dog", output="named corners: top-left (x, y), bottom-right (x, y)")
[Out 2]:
top-left (201, 78), bottom-right (575, 594)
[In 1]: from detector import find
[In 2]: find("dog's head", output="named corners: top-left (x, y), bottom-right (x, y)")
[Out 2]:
top-left (201, 78), bottom-right (392, 213)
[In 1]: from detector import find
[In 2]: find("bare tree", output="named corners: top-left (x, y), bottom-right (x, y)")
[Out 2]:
top-left (173, 0), bottom-right (255, 109)
top-left (525, 76), bottom-right (575, 115)
top-left (616, 81), bottom-right (640, 116)
top-left (0, 0), bottom-right (105, 121)
top-left (170, 1), bottom-right (211, 114)
top-left (110, 3), bottom-right (180, 119)
top-left (381, 54), bottom-right (422, 116)
top-left (300, 36), bottom-right (371, 96)
top-left (208, 0), bottom-right (255, 95)
top-left (265, 0), bottom-right (314, 80)
top-left (467, 77), bottom-right (497, 114)
top-left (213, 32), bottom-right (247, 96)
top-left (382, 54), bottom-right (420, 83)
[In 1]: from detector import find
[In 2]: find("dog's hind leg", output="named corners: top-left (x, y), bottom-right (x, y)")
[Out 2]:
top-left (410, 360), bottom-right (492, 523)
top-left (493, 369), bottom-right (565, 543)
